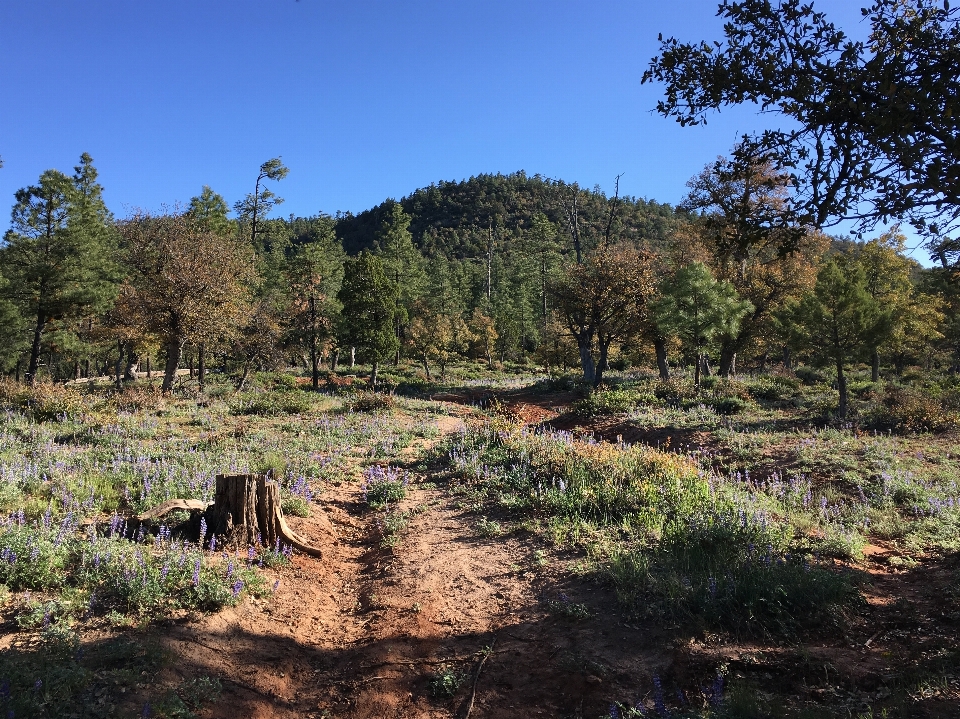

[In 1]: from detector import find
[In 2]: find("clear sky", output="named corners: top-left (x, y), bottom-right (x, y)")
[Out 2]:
top-left (1, 1), bottom-right (920, 255)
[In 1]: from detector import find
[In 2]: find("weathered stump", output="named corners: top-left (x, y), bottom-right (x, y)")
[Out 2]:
top-left (138, 473), bottom-right (323, 557)
top-left (210, 474), bottom-right (262, 547)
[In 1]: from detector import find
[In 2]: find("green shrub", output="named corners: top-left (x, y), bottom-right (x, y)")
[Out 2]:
top-left (281, 496), bottom-right (310, 518)
top-left (654, 378), bottom-right (696, 405)
top-left (748, 375), bottom-right (801, 401)
top-left (350, 392), bottom-right (394, 413)
top-left (862, 386), bottom-right (959, 433)
top-left (573, 388), bottom-right (640, 416)
top-left (794, 366), bottom-right (825, 386)
top-left (429, 665), bottom-right (465, 699)
top-left (361, 466), bottom-right (408, 507)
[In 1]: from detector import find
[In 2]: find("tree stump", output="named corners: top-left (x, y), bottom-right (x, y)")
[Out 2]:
top-left (210, 474), bottom-right (262, 547)
top-left (138, 473), bottom-right (323, 557)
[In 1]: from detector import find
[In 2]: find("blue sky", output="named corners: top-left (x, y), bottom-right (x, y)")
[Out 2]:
top-left (0, 1), bottom-right (924, 257)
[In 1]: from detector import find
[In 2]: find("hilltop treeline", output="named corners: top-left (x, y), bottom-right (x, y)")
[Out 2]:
top-left (1, 155), bottom-right (958, 418)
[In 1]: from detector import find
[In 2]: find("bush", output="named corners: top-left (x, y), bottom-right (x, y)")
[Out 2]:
top-left (572, 388), bottom-right (641, 416)
top-left (709, 396), bottom-right (748, 415)
top-left (748, 375), bottom-right (800, 401)
top-left (794, 366), bottom-right (825, 386)
top-left (862, 386), bottom-right (960, 433)
top-left (350, 392), bottom-right (394, 413)
top-left (0, 381), bottom-right (86, 421)
top-left (654, 378), bottom-right (696, 405)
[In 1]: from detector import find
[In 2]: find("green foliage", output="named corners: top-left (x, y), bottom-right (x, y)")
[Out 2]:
top-left (428, 664), bottom-right (466, 699)
top-left (337, 251), bottom-right (399, 371)
top-left (228, 390), bottom-right (314, 416)
top-left (573, 387), bottom-right (643, 416)
top-left (0, 155), bottom-right (120, 381)
top-left (653, 262), bottom-right (753, 385)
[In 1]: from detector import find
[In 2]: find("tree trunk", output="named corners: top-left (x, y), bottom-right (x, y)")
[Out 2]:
top-left (162, 339), bottom-right (183, 393)
top-left (871, 349), bottom-right (880, 383)
top-left (350, 347), bottom-right (356, 368)
top-left (84, 358), bottom-right (91, 379)
top-left (694, 352), bottom-right (702, 388)
top-left (15, 360), bottom-right (21, 384)
top-left (577, 340), bottom-right (596, 385)
top-left (27, 311), bottom-right (45, 386)
top-left (421, 356), bottom-right (432, 381)
top-left (198, 344), bottom-right (206, 392)
top-left (836, 358), bottom-right (848, 419)
top-left (782, 346), bottom-right (791, 371)
top-left (188, 351), bottom-right (195, 379)
top-left (594, 340), bottom-right (611, 387)
top-left (145, 356), bottom-right (151, 379)
top-left (654, 337), bottom-right (670, 380)
top-left (718, 345), bottom-right (736, 378)
top-left (124, 348), bottom-right (139, 381)
top-left (310, 294), bottom-right (319, 390)
top-left (73, 362), bottom-right (80, 381)
top-left (115, 340), bottom-right (124, 389)
top-left (370, 360), bottom-right (379, 390)
top-left (330, 349), bottom-right (339, 371)
top-left (236, 363), bottom-right (251, 392)
top-left (702, 355), bottom-right (713, 377)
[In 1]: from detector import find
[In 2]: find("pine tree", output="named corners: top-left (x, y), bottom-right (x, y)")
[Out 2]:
top-left (375, 202), bottom-right (424, 361)
top-left (653, 262), bottom-right (753, 387)
top-left (0, 155), bottom-right (120, 383)
top-left (797, 258), bottom-right (891, 419)
top-left (336, 251), bottom-right (398, 390)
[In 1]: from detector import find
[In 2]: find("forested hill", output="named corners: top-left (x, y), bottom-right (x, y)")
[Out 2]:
top-left (334, 171), bottom-right (684, 258)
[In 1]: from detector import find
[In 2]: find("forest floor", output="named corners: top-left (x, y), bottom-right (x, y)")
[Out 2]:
top-left (139, 387), bottom-right (959, 719)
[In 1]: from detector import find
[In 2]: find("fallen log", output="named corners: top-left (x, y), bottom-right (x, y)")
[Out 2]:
top-left (138, 498), bottom-right (211, 521)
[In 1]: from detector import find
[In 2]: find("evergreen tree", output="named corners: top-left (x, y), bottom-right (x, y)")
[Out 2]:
top-left (336, 251), bottom-right (398, 389)
top-left (653, 262), bottom-right (753, 387)
top-left (187, 186), bottom-right (232, 235)
top-left (285, 218), bottom-right (345, 388)
top-left (796, 258), bottom-right (890, 419)
top-left (375, 202), bottom-right (424, 361)
top-left (0, 156), bottom-right (119, 383)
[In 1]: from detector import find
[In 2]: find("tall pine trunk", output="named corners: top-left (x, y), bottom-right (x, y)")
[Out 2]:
top-left (871, 349), bottom-right (880, 382)
top-left (836, 358), bottom-right (848, 419)
top-left (370, 360), bottom-right (379, 390)
top-left (27, 311), bottom-right (45, 386)
top-left (654, 337), bottom-right (670, 380)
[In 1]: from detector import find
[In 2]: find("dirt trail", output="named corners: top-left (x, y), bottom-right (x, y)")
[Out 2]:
top-left (158, 409), bottom-right (667, 718)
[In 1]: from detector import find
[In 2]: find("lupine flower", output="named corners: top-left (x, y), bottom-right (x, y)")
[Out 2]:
top-left (192, 559), bottom-right (201, 586)
top-left (231, 579), bottom-right (243, 597)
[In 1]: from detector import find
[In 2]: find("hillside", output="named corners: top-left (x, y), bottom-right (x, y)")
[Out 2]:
top-left (334, 171), bottom-right (685, 258)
